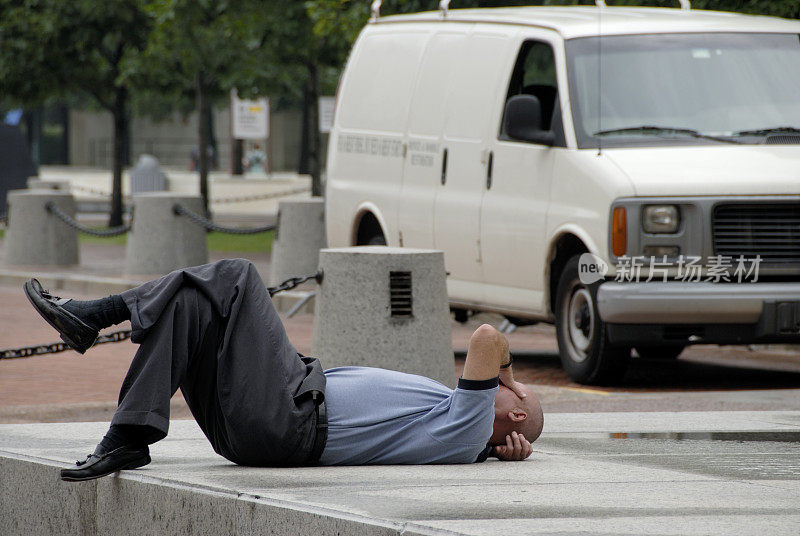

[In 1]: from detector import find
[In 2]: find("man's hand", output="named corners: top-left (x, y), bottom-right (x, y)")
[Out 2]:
top-left (493, 431), bottom-right (533, 461)
top-left (499, 366), bottom-right (527, 400)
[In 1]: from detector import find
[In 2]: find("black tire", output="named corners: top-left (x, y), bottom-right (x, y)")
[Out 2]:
top-left (554, 255), bottom-right (630, 385)
top-left (366, 233), bottom-right (387, 246)
top-left (635, 346), bottom-right (684, 360)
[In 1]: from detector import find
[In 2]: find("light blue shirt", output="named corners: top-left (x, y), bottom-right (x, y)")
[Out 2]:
top-left (318, 366), bottom-right (497, 465)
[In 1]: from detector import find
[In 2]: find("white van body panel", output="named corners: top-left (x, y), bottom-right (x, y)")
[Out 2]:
top-left (602, 146), bottom-right (800, 197)
top-left (326, 6), bottom-right (800, 326)
top-left (547, 150), bottom-right (636, 261)
top-left (327, 26), bottom-right (430, 248)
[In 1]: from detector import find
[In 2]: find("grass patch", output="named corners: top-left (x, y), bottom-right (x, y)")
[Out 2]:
top-left (206, 230), bottom-right (274, 253)
top-left (79, 228), bottom-right (273, 253)
top-left (1, 226), bottom-right (272, 253)
top-left (79, 231), bottom-right (127, 247)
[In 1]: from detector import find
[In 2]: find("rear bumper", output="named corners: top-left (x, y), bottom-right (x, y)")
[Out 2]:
top-left (597, 281), bottom-right (800, 324)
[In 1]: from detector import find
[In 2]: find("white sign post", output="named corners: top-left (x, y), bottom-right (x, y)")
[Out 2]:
top-left (318, 96), bottom-right (335, 134)
top-left (232, 91), bottom-right (269, 140)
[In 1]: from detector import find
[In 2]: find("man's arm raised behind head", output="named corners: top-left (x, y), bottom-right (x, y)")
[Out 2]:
top-left (461, 324), bottom-right (509, 381)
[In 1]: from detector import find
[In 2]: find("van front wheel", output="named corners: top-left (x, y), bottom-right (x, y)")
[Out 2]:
top-left (555, 255), bottom-right (630, 385)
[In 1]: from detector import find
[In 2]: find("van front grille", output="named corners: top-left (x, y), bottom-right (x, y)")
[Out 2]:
top-left (712, 203), bottom-right (800, 264)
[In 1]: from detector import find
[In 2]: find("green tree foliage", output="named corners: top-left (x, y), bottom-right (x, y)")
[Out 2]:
top-left (0, 0), bottom-right (150, 226)
top-left (126, 0), bottom-right (281, 212)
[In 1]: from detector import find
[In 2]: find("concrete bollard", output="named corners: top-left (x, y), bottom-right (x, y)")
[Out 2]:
top-left (124, 193), bottom-right (207, 275)
top-left (269, 198), bottom-right (326, 285)
top-left (4, 190), bottom-right (79, 265)
top-left (312, 247), bottom-right (456, 387)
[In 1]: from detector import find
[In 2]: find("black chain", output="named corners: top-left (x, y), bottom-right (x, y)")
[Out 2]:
top-left (0, 271), bottom-right (323, 360)
top-left (70, 184), bottom-right (309, 205)
top-left (211, 186), bottom-right (310, 204)
top-left (173, 204), bottom-right (275, 234)
top-left (0, 329), bottom-right (132, 360)
top-left (267, 270), bottom-right (324, 297)
top-left (69, 184), bottom-right (131, 199)
top-left (46, 202), bottom-right (131, 237)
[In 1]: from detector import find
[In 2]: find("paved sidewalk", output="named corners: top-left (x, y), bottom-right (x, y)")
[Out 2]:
top-left (1, 412), bottom-right (798, 535)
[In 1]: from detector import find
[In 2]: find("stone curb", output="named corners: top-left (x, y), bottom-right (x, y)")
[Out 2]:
top-left (0, 452), bottom-right (448, 536)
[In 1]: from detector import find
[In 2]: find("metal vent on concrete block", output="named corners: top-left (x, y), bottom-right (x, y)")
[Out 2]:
top-left (389, 271), bottom-right (413, 318)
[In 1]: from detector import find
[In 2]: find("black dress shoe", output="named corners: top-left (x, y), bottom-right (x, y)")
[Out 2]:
top-left (23, 278), bottom-right (98, 354)
top-left (60, 444), bottom-right (151, 482)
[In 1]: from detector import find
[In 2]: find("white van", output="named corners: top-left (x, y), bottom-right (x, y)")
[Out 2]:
top-left (325, 2), bottom-right (800, 384)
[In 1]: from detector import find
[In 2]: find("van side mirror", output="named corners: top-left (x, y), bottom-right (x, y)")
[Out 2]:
top-left (503, 95), bottom-right (556, 146)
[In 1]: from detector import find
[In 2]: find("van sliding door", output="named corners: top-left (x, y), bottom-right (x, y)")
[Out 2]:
top-left (399, 31), bottom-right (467, 250)
top-left (431, 28), bottom-right (510, 304)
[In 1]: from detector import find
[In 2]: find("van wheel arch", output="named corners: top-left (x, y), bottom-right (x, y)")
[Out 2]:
top-left (547, 234), bottom-right (589, 317)
top-left (354, 211), bottom-right (387, 246)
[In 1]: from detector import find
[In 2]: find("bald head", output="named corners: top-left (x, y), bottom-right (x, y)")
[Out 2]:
top-left (490, 384), bottom-right (544, 445)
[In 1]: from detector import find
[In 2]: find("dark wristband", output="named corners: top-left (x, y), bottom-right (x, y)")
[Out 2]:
top-left (500, 353), bottom-right (513, 369)
top-left (458, 377), bottom-right (500, 390)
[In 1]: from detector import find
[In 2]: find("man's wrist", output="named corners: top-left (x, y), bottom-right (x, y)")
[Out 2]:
top-left (499, 353), bottom-right (513, 369)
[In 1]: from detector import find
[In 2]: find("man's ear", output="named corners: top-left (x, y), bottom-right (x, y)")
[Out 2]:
top-left (507, 409), bottom-right (527, 423)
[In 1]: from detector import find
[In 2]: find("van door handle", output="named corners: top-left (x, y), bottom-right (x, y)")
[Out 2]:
top-left (486, 151), bottom-right (494, 190)
top-left (441, 148), bottom-right (448, 185)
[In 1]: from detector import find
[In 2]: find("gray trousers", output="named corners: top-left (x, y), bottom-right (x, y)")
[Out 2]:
top-left (115, 259), bottom-right (326, 466)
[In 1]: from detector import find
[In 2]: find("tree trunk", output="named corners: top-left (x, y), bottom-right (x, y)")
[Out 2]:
top-left (109, 88), bottom-right (128, 227)
top-left (197, 70), bottom-right (210, 216)
top-left (298, 84), bottom-right (311, 176)
top-left (27, 108), bottom-right (43, 167)
top-left (231, 138), bottom-right (243, 175)
top-left (207, 109), bottom-right (217, 169)
top-left (309, 63), bottom-right (323, 197)
top-left (59, 105), bottom-right (70, 165)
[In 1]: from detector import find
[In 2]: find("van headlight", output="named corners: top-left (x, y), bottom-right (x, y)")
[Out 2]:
top-left (642, 205), bottom-right (680, 234)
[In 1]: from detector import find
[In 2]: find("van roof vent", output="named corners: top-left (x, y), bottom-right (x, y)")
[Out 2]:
top-left (766, 135), bottom-right (800, 145)
top-left (596, 0), bottom-right (690, 8)
top-left (370, 0), bottom-right (381, 21)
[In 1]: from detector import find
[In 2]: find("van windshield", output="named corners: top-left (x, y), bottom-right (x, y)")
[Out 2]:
top-left (565, 33), bottom-right (800, 148)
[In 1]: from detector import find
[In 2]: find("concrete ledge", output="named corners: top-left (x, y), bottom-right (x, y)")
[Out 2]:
top-left (2, 414), bottom-right (799, 536)
top-left (0, 454), bottom-right (420, 536)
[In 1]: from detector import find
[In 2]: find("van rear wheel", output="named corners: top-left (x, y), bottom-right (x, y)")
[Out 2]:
top-left (366, 233), bottom-right (386, 245)
top-left (554, 255), bottom-right (630, 385)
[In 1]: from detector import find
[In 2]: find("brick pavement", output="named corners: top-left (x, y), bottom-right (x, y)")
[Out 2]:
top-left (5, 274), bottom-right (800, 423)
top-left (0, 281), bottom-right (557, 415)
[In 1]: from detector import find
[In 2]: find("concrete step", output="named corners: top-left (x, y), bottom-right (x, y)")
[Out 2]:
top-left (2, 413), bottom-right (799, 536)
